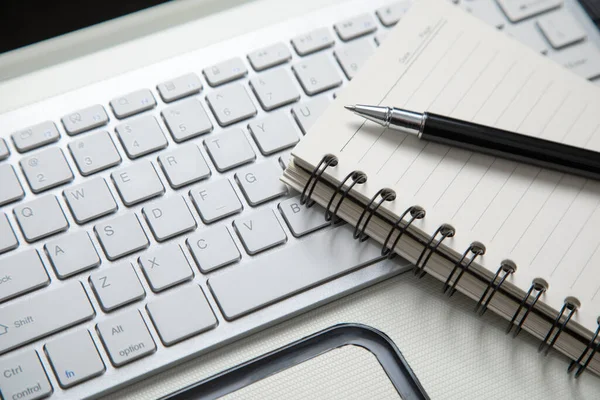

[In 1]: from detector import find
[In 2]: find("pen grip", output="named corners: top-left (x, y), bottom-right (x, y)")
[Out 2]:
top-left (422, 113), bottom-right (600, 179)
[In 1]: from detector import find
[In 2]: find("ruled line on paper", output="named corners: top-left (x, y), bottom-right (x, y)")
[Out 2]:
top-left (592, 285), bottom-right (600, 301)
top-left (451, 158), bottom-right (495, 219)
top-left (538, 92), bottom-right (571, 138)
top-left (448, 52), bottom-right (499, 115)
top-left (358, 126), bottom-right (388, 163)
top-left (560, 103), bottom-right (589, 143)
top-left (395, 142), bottom-right (429, 184)
top-left (471, 61), bottom-right (519, 120)
top-left (571, 241), bottom-right (600, 289)
top-left (432, 153), bottom-right (473, 208)
top-left (470, 164), bottom-right (518, 231)
top-left (493, 69), bottom-right (537, 125)
top-left (413, 147), bottom-right (452, 197)
top-left (583, 123), bottom-right (600, 148)
top-left (377, 133), bottom-right (408, 174)
top-left (513, 80), bottom-right (554, 130)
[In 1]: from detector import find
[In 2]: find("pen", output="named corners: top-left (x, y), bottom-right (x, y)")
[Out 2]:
top-left (345, 104), bottom-right (600, 180)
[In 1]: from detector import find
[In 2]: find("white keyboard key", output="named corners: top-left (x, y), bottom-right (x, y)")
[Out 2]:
top-left (143, 195), bottom-right (196, 241)
top-left (0, 250), bottom-right (49, 303)
top-left (115, 115), bottom-right (168, 159)
top-left (248, 111), bottom-right (300, 155)
top-left (537, 10), bottom-right (586, 49)
top-left (68, 130), bottom-right (122, 176)
top-left (461, 0), bottom-right (507, 28)
top-left (279, 196), bottom-right (329, 237)
top-left (94, 213), bottom-right (149, 260)
top-left (14, 195), bottom-right (69, 243)
top-left (0, 213), bottom-right (18, 254)
top-left (157, 72), bottom-right (202, 103)
top-left (11, 121), bottom-right (60, 153)
top-left (0, 351), bottom-right (52, 400)
top-left (96, 310), bottom-right (156, 367)
top-left (334, 38), bottom-right (375, 80)
top-left (61, 104), bottom-right (109, 136)
top-left (147, 285), bottom-right (217, 346)
top-left (139, 244), bottom-right (193, 292)
top-left (110, 89), bottom-right (156, 119)
top-left (248, 43), bottom-right (292, 71)
top-left (112, 160), bottom-right (165, 206)
top-left (186, 225), bottom-right (240, 273)
top-left (0, 164), bottom-right (24, 206)
top-left (206, 84), bottom-right (257, 126)
top-left (158, 144), bottom-right (211, 188)
top-left (292, 54), bottom-right (342, 95)
top-left (505, 21), bottom-right (549, 54)
top-left (233, 209), bottom-right (287, 255)
top-left (291, 96), bottom-right (331, 134)
top-left (20, 147), bottom-right (74, 193)
top-left (204, 128), bottom-right (256, 172)
top-left (63, 177), bottom-right (118, 224)
top-left (334, 13), bottom-right (377, 41)
top-left (0, 281), bottom-right (95, 354)
top-left (0, 137), bottom-right (10, 160)
top-left (203, 57), bottom-right (248, 86)
top-left (45, 330), bottom-right (105, 389)
top-left (549, 42), bottom-right (600, 80)
top-left (45, 231), bottom-right (100, 279)
top-left (375, 33), bottom-right (388, 46)
top-left (161, 98), bottom-right (213, 142)
top-left (291, 28), bottom-right (335, 56)
top-left (190, 178), bottom-right (243, 223)
top-left (90, 262), bottom-right (145, 312)
top-left (278, 152), bottom-right (291, 169)
top-left (250, 68), bottom-right (300, 110)
top-left (235, 161), bottom-right (287, 206)
top-left (376, 2), bottom-right (411, 26)
top-left (496, 0), bottom-right (561, 22)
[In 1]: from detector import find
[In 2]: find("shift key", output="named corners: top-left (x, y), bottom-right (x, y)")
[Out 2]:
top-left (0, 282), bottom-right (95, 355)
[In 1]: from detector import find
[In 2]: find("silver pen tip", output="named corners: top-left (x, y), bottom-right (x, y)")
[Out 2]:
top-left (344, 105), bottom-right (356, 112)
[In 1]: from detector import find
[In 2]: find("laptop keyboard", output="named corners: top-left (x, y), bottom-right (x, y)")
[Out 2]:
top-left (1, 0), bottom-right (600, 398)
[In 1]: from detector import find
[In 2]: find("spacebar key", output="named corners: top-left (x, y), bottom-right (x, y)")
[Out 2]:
top-left (208, 224), bottom-right (383, 320)
top-left (0, 282), bottom-right (95, 355)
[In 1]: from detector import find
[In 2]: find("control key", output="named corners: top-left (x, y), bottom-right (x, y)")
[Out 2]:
top-left (0, 350), bottom-right (52, 400)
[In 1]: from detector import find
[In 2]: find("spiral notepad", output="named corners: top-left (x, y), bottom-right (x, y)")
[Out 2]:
top-left (282, 0), bottom-right (600, 377)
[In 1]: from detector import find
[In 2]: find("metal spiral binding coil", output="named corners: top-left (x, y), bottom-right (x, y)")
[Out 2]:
top-left (569, 318), bottom-right (600, 378)
top-left (474, 260), bottom-right (516, 316)
top-left (324, 171), bottom-right (367, 224)
top-left (442, 242), bottom-right (485, 297)
top-left (300, 154), bottom-right (338, 207)
top-left (538, 297), bottom-right (580, 355)
top-left (353, 188), bottom-right (396, 242)
top-left (413, 224), bottom-right (455, 278)
top-left (506, 278), bottom-right (548, 337)
top-left (381, 206), bottom-right (426, 259)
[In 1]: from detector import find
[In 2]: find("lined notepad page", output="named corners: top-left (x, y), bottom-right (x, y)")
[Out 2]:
top-left (293, 0), bottom-right (600, 333)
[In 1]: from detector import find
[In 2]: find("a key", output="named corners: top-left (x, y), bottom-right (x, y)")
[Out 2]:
top-left (139, 243), bottom-right (193, 292)
top-left (115, 115), bottom-right (168, 159)
top-left (203, 57), bottom-right (248, 86)
top-left (208, 224), bottom-right (382, 320)
top-left (110, 89), bottom-right (156, 119)
top-left (190, 178), bottom-right (243, 223)
top-left (142, 195), bottom-right (196, 241)
top-left (68, 130), bottom-right (122, 175)
top-left (233, 209), bottom-right (287, 255)
top-left (45, 329), bottom-right (105, 388)
top-left (334, 14), bottom-right (377, 41)
top-left (334, 38), bottom-right (375, 80)
top-left (111, 160), bottom-right (165, 206)
top-left (90, 262), bottom-right (145, 312)
top-left (204, 128), bottom-right (256, 172)
top-left (14, 195), bottom-right (69, 243)
top-left (249, 68), bottom-right (300, 110)
top-left (291, 27), bottom-right (335, 56)
top-left (0, 213), bottom-right (18, 254)
top-left (161, 98), bottom-right (213, 142)
top-left (505, 21), bottom-right (549, 54)
top-left (279, 196), bottom-right (329, 237)
top-left (186, 225), bottom-right (240, 273)
top-left (61, 104), bottom-right (109, 136)
top-left (376, 2), bottom-right (411, 26)
top-left (20, 147), bottom-right (74, 193)
top-left (496, 0), bottom-right (562, 22)
top-left (292, 54), bottom-right (342, 95)
top-left (45, 231), bottom-right (100, 279)
top-left (158, 144), bottom-right (211, 188)
top-left (0, 164), bottom-right (24, 206)
top-left (0, 351), bottom-right (52, 400)
top-left (96, 310), bottom-right (156, 367)
top-left (0, 281), bottom-right (95, 354)
top-left (461, 0), bottom-right (506, 28)
top-left (157, 72), bottom-right (203, 103)
top-left (11, 121), bottom-right (60, 153)
top-left (94, 213), bottom-right (149, 260)
top-left (248, 111), bottom-right (300, 155)
top-left (63, 177), bottom-right (118, 224)
top-left (0, 250), bottom-right (49, 303)
top-left (0, 137), bottom-right (10, 160)
top-left (147, 285), bottom-right (217, 346)
top-left (205, 84), bottom-right (257, 126)
top-left (291, 96), bottom-right (331, 134)
top-left (549, 42), bottom-right (600, 80)
top-left (247, 43), bottom-right (292, 71)
top-left (235, 161), bottom-right (287, 206)
top-left (537, 10), bottom-right (586, 49)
